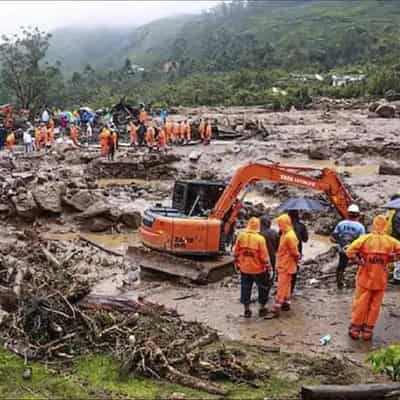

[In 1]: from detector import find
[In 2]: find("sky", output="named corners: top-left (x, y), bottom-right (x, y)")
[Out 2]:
top-left (0, 1), bottom-right (220, 35)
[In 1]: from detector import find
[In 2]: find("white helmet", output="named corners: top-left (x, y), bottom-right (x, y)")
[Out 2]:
top-left (348, 204), bottom-right (360, 215)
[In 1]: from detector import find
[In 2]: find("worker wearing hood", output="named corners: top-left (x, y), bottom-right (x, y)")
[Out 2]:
top-left (272, 214), bottom-right (300, 315)
top-left (346, 215), bottom-right (400, 340)
top-left (234, 217), bottom-right (271, 318)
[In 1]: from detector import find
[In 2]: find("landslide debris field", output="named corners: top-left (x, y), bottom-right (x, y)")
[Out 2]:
top-left (1, 105), bottom-right (400, 397)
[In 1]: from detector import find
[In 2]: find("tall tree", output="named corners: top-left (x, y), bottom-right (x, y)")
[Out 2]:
top-left (0, 27), bottom-right (54, 114)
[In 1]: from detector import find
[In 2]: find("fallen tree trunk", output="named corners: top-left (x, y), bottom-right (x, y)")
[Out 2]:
top-left (79, 234), bottom-right (123, 257)
top-left (301, 383), bottom-right (400, 400)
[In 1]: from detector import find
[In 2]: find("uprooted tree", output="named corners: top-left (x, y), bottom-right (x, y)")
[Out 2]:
top-left (0, 27), bottom-right (62, 115)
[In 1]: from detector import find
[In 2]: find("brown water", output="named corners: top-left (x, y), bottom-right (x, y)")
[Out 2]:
top-left (96, 178), bottom-right (150, 187)
top-left (275, 158), bottom-right (379, 176)
top-left (41, 231), bottom-right (141, 254)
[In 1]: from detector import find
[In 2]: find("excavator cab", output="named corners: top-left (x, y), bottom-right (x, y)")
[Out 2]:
top-left (172, 180), bottom-right (226, 217)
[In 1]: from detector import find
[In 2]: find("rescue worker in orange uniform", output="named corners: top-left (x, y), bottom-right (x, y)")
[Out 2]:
top-left (157, 126), bottom-right (167, 152)
top-left (199, 119), bottom-right (205, 142)
top-left (179, 121), bottom-right (186, 143)
top-left (234, 217), bottom-right (271, 318)
top-left (99, 126), bottom-right (111, 156)
top-left (34, 125), bottom-right (41, 151)
top-left (272, 214), bottom-right (300, 315)
top-left (185, 120), bottom-right (192, 144)
top-left (6, 131), bottom-right (15, 154)
top-left (40, 123), bottom-right (48, 146)
top-left (70, 122), bottom-right (79, 146)
top-left (129, 120), bottom-right (137, 146)
top-left (165, 120), bottom-right (172, 144)
top-left (146, 124), bottom-right (155, 151)
top-left (139, 108), bottom-right (147, 124)
top-left (172, 121), bottom-right (180, 144)
top-left (346, 215), bottom-right (400, 340)
top-left (48, 118), bottom-right (55, 144)
top-left (204, 119), bottom-right (212, 145)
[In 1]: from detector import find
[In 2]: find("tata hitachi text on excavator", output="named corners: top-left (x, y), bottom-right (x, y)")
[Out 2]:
top-left (128, 163), bottom-right (353, 282)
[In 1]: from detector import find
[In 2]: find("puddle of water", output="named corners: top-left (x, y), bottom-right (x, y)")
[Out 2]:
top-left (42, 231), bottom-right (141, 254)
top-left (275, 158), bottom-right (379, 176)
top-left (97, 178), bottom-right (151, 187)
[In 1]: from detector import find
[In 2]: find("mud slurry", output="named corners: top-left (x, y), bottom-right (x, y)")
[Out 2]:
top-left (1, 105), bottom-right (400, 396)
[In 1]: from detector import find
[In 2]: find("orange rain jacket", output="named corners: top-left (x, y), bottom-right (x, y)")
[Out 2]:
top-left (99, 128), bottom-right (111, 155)
top-left (139, 110), bottom-right (147, 124)
top-left (129, 122), bottom-right (137, 144)
top-left (199, 120), bottom-right (205, 139)
top-left (346, 215), bottom-right (400, 290)
top-left (6, 132), bottom-right (15, 151)
top-left (146, 127), bottom-right (155, 146)
top-left (34, 128), bottom-right (41, 150)
top-left (234, 217), bottom-right (270, 274)
top-left (158, 128), bottom-right (167, 147)
top-left (275, 214), bottom-right (300, 274)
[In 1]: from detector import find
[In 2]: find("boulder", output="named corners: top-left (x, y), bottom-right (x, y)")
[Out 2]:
top-left (76, 201), bottom-right (112, 220)
top-left (379, 160), bottom-right (400, 176)
top-left (337, 152), bottom-right (362, 167)
top-left (308, 145), bottom-right (330, 160)
top-left (376, 104), bottom-right (396, 118)
top-left (120, 210), bottom-right (142, 229)
top-left (368, 102), bottom-right (380, 113)
top-left (10, 192), bottom-right (39, 221)
top-left (32, 184), bottom-right (64, 214)
top-left (80, 217), bottom-right (113, 232)
top-left (189, 151), bottom-right (202, 162)
top-left (63, 190), bottom-right (105, 212)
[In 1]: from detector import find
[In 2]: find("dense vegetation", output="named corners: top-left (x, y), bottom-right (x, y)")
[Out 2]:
top-left (2, 0), bottom-right (400, 111)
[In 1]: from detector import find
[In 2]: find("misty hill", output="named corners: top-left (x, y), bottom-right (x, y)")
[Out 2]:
top-left (48, 0), bottom-right (400, 74)
top-left (47, 14), bottom-right (193, 73)
top-left (46, 26), bottom-right (135, 72)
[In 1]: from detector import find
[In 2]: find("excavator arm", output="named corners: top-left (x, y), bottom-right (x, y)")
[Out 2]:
top-left (210, 163), bottom-right (353, 234)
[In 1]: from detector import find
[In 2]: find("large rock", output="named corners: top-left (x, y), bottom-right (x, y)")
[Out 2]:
top-left (121, 210), bottom-right (142, 229)
top-left (308, 145), bottom-right (330, 160)
top-left (76, 201), bottom-right (111, 220)
top-left (376, 104), bottom-right (396, 118)
top-left (32, 184), bottom-right (64, 214)
top-left (368, 102), bottom-right (380, 113)
top-left (80, 217), bottom-right (113, 232)
top-left (63, 190), bottom-right (104, 212)
top-left (10, 192), bottom-right (39, 221)
top-left (337, 152), bottom-right (362, 167)
top-left (189, 151), bottom-right (202, 162)
top-left (379, 160), bottom-right (400, 176)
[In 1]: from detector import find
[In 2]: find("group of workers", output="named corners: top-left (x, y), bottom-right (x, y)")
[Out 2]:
top-left (2, 105), bottom-right (214, 160)
top-left (127, 114), bottom-right (213, 151)
top-left (234, 203), bottom-right (400, 341)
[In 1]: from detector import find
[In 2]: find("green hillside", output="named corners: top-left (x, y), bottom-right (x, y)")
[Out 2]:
top-left (47, 1), bottom-right (400, 75)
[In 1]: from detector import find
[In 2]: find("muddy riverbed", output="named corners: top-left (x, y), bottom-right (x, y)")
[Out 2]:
top-left (1, 105), bottom-right (400, 371)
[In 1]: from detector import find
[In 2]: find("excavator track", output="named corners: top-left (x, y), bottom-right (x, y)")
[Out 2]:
top-left (126, 245), bottom-right (234, 284)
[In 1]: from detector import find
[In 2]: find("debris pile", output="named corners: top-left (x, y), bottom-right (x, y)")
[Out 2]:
top-left (87, 153), bottom-right (180, 180)
top-left (0, 236), bottom-right (266, 395)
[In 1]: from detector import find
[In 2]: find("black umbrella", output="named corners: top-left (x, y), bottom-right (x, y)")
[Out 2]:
top-left (384, 198), bottom-right (400, 210)
top-left (277, 197), bottom-right (325, 212)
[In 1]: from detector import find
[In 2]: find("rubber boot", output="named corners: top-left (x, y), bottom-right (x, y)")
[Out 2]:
top-left (244, 307), bottom-right (252, 319)
top-left (348, 324), bottom-right (362, 340)
top-left (361, 325), bottom-right (374, 341)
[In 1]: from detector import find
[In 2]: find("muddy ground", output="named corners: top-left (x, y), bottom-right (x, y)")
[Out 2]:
top-left (1, 104), bottom-right (400, 390)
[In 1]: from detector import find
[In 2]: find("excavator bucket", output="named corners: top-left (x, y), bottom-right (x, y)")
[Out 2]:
top-left (126, 245), bottom-right (234, 284)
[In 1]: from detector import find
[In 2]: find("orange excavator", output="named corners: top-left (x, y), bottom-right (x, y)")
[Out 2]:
top-left (129, 163), bottom-right (353, 282)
